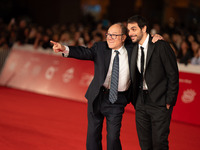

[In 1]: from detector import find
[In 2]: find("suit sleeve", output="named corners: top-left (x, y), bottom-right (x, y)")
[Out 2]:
top-left (159, 41), bottom-right (179, 106)
top-left (64, 43), bottom-right (98, 61)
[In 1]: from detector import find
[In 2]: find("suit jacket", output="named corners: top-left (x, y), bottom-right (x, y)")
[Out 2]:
top-left (130, 35), bottom-right (179, 107)
top-left (66, 41), bottom-right (134, 112)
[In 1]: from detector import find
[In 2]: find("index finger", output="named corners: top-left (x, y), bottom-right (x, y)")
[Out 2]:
top-left (50, 40), bottom-right (57, 45)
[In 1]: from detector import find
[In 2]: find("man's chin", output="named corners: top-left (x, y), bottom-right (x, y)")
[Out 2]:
top-left (108, 44), bottom-right (114, 49)
top-left (131, 39), bottom-right (137, 43)
top-left (130, 37), bottom-right (137, 43)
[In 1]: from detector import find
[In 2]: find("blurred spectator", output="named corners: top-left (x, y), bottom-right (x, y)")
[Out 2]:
top-left (59, 32), bottom-right (73, 46)
top-left (69, 23), bottom-right (77, 36)
top-left (161, 32), bottom-right (178, 56)
top-left (16, 19), bottom-right (28, 45)
top-left (171, 32), bottom-right (182, 54)
top-left (90, 32), bottom-right (103, 46)
top-left (150, 23), bottom-right (161, 35)
top-left (72, 31), bottom-right (85, 46)
top-left (0, 34), bottom-right (8, 49)
top-left (162, 32), bottom-right (171, 43)
top-left (196, 32), bottom-right (200, 43)
top-left (7, 18), bottom-right (17, 47)
top-left (52, 33), bottom-right (60, 43)
top-left (83, 31), bottom-right (92, 48)
top-left (33, 32), bottom-right (43, 49)
top-left (191, 47), bottom-right (200, 65)
top-left (1, 15), bottom-right (200, 67)
top-left (42, 34), bottom-right (52, 49)
top-left (164, 17), bottom-right (177, 36)
top-left (101, 26), bottom-right (107, 41)
top-left (27, 27), bottom-right (37, 44)
top-left (191, 41), bottom-right (200, 56)
top-left (177, 41), bottom-right (193, 65)
top-left (187, 34), bottom-right (195, 44)
top-left (8, 30), bottom-right (16, 48)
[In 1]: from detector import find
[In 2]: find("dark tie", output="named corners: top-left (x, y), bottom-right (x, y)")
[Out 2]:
top-left (140, 46), bottom-right (144, 102)
top-left (140, 46), bottom-right (144, 85)
top-left (109, 50), bottom-right (119, 104)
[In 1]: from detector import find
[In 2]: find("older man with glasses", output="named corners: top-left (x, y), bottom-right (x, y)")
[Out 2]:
top-left (51, 22), bottom-right (160, 150)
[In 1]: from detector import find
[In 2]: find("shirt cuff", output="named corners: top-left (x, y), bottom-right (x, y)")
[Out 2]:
top-left (62, 46), bottom-right (69, 57)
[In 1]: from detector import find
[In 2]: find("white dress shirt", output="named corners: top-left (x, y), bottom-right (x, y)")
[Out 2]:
top-left (103, 45), bottom-right (130, 91)
top-left (137, 34), bottom-right (149, 90)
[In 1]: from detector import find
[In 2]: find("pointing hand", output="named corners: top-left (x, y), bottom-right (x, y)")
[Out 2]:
top-left (50, 40), bottom-right (66, 53)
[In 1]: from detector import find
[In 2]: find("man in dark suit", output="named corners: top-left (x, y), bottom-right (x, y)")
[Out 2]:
top-left (51, 22), bottom-right (161, 150)
top-left (51, 23), bottom-right (133, 150)
top-left (127, 15), bottom-right (179, 150)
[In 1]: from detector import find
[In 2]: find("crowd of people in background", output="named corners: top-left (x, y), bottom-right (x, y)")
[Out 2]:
top-left (0, 16), bottom-right (200, 65)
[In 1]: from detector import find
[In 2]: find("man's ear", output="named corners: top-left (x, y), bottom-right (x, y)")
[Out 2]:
top-left (142, 26), bottom-right (147, 33)
top-left (122, 34), bottom-right (127, 42)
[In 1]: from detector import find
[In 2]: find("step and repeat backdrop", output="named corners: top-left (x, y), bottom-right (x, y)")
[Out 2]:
top-left (0, 44), bottom-right (200, 125)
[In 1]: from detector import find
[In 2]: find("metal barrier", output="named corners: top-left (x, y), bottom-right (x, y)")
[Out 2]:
top-left (0, 47), bottom-right (11, 74)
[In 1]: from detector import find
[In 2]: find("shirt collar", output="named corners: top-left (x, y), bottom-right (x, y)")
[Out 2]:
top-left (112, 45), bottom-right (125, 55)
top-left (139, 34), bottom-right (149, 49)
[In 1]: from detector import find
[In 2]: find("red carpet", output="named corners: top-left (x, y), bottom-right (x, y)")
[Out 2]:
top-left (0, 86), bottom-right (200, 150)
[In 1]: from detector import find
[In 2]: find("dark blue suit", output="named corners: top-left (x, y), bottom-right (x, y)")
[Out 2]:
top-left (65, 41), bottom-right (134, 150)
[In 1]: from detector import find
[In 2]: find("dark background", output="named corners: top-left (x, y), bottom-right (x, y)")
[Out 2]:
top-left (0, 0), bottom-right (200, 29)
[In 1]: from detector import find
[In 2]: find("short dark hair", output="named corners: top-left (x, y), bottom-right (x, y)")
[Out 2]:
top-left (127, 15), bottom-right (149, 32)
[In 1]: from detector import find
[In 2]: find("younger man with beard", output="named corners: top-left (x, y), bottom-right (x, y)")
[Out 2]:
top-left (127, 15), bottom-right (179, 150)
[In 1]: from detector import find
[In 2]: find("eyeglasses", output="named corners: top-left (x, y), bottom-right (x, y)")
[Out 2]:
top-left (105, 33), bottom-right (124, 39)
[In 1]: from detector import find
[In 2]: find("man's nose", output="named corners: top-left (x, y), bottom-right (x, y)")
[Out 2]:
top-left (129, 31), bottom-right (133, 36)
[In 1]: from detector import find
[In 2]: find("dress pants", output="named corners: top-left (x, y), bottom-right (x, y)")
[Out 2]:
top-left (86, 86), bottom-right (127, 150)
top-left (135, 90), bottom-right (173, 150)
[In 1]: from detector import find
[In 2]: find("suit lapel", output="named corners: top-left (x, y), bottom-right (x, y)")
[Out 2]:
top-left (124, 43), bottom-right (133, 69)
top-left (130, 44), bottom-right (138, 82)
top-left (103, 45), bottom-right (112, 78)
top-left (146, 36), bottom-right (155, 67)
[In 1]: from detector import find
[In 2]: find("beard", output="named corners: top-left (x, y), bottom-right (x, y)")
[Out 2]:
top-left (129, 31), bottom-right (143, 43)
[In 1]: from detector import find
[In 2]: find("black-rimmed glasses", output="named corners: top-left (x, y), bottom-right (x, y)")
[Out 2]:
top-left (105, 33), bottom-right (124, 39)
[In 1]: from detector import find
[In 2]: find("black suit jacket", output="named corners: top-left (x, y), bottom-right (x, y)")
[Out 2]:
top-left (66, 41), bottom-right (134, 112)
top-left (130, 36), bottom-right (179, 107)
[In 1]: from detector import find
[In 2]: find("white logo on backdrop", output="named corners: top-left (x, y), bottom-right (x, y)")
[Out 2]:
top-left (8, 62), bottom-right (17, 71)
top-left (24, 61), bottom-right (31, 68)
top-left (20, 61), bottom-right (31, 75)
top-left (181, 89), bottom-right (196, 103)
top-left (45, 66), bottom-right (58, 80)
top-left (79, 73), bottom-right (93, 86)
top-left (32, 65), bottom-right (42, 76)
top-left (8, 53), bottom-right (20, 71)
top-left (179, 79), bottom-right (192, 84)
top-left (62, 68), bottom-right (74, 83)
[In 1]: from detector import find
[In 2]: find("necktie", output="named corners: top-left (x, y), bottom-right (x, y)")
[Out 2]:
top-left (140, 46), bottom-right (144, 103)
top-left (109, 50), bottom-right (119, 104)
top-left (140, 46), bottom-right (144, 85)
